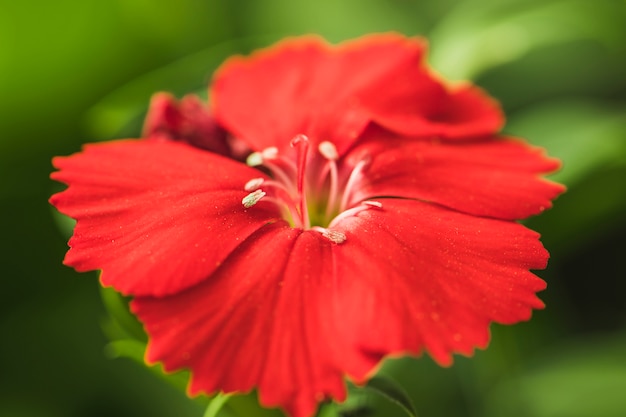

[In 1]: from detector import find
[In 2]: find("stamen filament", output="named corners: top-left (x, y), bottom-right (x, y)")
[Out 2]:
top-left (329, 200), bottom-right (382, 228)
top-left (318, 141), bottom-right (340, 222)
top-left (263, 147), bottom-right (299, 179)
top-left (245, 177), bottom-right (296, 200)
top-left (339, 156), bottom-right (370, 212)
top-left (260, 158), bottom-right (297, 193)
top-left (324, 159), bottom-right (338, 221)
top-left (267, 196), bottom-right (304, 229)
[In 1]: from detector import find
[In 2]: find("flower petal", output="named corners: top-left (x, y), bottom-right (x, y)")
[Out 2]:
top-left (331, 198), bottom-right (548, 366)
top-left (50, 140), bottom-right (281, 297)
top-left (349, 131), bottom-right (565, 220)
top-left (132, 197), bottom-right (549, 417)
top-left (369, 82), bottom-right (504, 140)
top-left (132, 224), bottom-right (362, 417)
top-left (212, 33), bottom-right (442, 154)
top-left (143, 92), bottom-right (234, 156)
top-left (213, 33), bottom-right (504, 155)
top-left (435, 83), bottom-right (505, 139)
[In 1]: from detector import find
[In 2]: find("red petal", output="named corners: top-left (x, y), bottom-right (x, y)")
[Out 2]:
top-left (331, 198), bottom-right (548, 366)
top-left (212, 33), bottom-right (504, 154)
top-left (435, 83), bottom-right (504, 139)
top-left (133, 224), bottom-right (360, 417)
top-left (132, 198), bottom-right (549, 417)
top-left (370, 82), bottom-right (504, 139)
top-left (50, 140), bottom-right (281, 297)
top-left (212, 33), bottom-right (441, 154)
top-left (143, 92), bottom-right (233, 156)
top-left (350, 131), bottom-right (565, 220)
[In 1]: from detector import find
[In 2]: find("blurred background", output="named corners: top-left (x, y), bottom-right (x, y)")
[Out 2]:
top-left (1, 0), bottom-right (625, 416)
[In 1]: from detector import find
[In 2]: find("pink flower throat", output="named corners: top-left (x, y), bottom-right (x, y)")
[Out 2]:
top-left (241, 134), bottom-right (381, 243)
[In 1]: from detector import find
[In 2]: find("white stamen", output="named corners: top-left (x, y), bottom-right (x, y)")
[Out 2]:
top-left (318, 141), bottom-right (338, 160)
top-left (313, 227), bottom-right (346, 244)
top-left (261, 147), bottom-right (279, 159)
top-left (242, 189), bottom-right (266, 208)
top-left (244, 177), bottom-right (265, 191)
top-left (246, 152), bottom-right (264, 167)
top-left (362, 201), bottom-right (383, 208)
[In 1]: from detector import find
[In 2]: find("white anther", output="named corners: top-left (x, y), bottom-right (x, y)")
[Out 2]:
top-left (318, 141), bottom-right (338, 160)
top-left (244, 177), bottom-right (265, 191)
top-left (242, 189), bottom-right (266, 208)
top-left (261, 147), bottom-right (279, 159)
top-left (362, 201), bottom-right (382, 208)
top-left (322, 229), bottom-right (346, 244)
top-left (246, 152), bottom-right (264, 167)
top-left (313, 226), bottom-right (346, 244)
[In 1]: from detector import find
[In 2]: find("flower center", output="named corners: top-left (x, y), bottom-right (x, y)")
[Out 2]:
top-left (241, 134), bottom-right (381, 243)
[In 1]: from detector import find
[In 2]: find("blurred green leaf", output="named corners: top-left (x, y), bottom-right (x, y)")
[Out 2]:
top-left (232, 0), bottom-right (430, 43)
top-left (105, 342), bottom-right (282, 417)
top-left (104, 338), bottom-right (146, 364)
top-left (203, 393), bottom-right (232, 417)
top-left (527, 164), bottom-right (626, 255)
top-left (507, 100), bottom-right (626, 187)
top-left (226, 394), bottom-right (286, 417)
top-left (105, 339), bottom-right (196, 398)
top-left (49, 207), bottom-right (76, 240)
top-left (325, 373), bottom-right (423, 416)
top-left (429, 0), bottom-right (626, 79)
top-left (84, 36), bottom-right (280, 140)
top-left (352, 375), bottom-right (418, 417)
top-left (100, 285), bottom-right (147, 342)
top-left (483, 334), bottom-right (626, 417)
top-left (515, 100), bottom-right (626, 253)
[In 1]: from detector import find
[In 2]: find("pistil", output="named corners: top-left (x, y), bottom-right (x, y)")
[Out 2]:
top-left (290, 134), bottom-right (311, 229)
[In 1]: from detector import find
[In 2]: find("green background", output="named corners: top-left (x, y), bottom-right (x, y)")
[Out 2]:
top-left (1, 0), bottom-right (625, 416)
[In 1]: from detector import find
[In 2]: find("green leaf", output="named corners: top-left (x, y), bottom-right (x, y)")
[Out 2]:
top-left (84, 35), bottom-right (281, 140)
top-left (507, 100), bottom-right (626, 187)
top-left (203, 393), bottom-right (232, 417)
top-left (99, 285), bottom-right (147, 342)
top-left (483, 334), bottom-right (626, 417)
top-left (429, 0), bottom-right (626, 79)
top-left (509, 99), bottom-right (626, 253)
top-left (104, 338), bottom-right (146, 363)
top-left (361, 375), bottom-right (418, 417)
top-left (49, 205), bottom-right (76, 239)
top-left (226, 393), bottom-right (286, 417)
top-left (105, 339), bottom-right (196, 397)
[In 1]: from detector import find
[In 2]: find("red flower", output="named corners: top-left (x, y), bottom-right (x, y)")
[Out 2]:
top-left (50, 34), bottom-right (564, 417)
